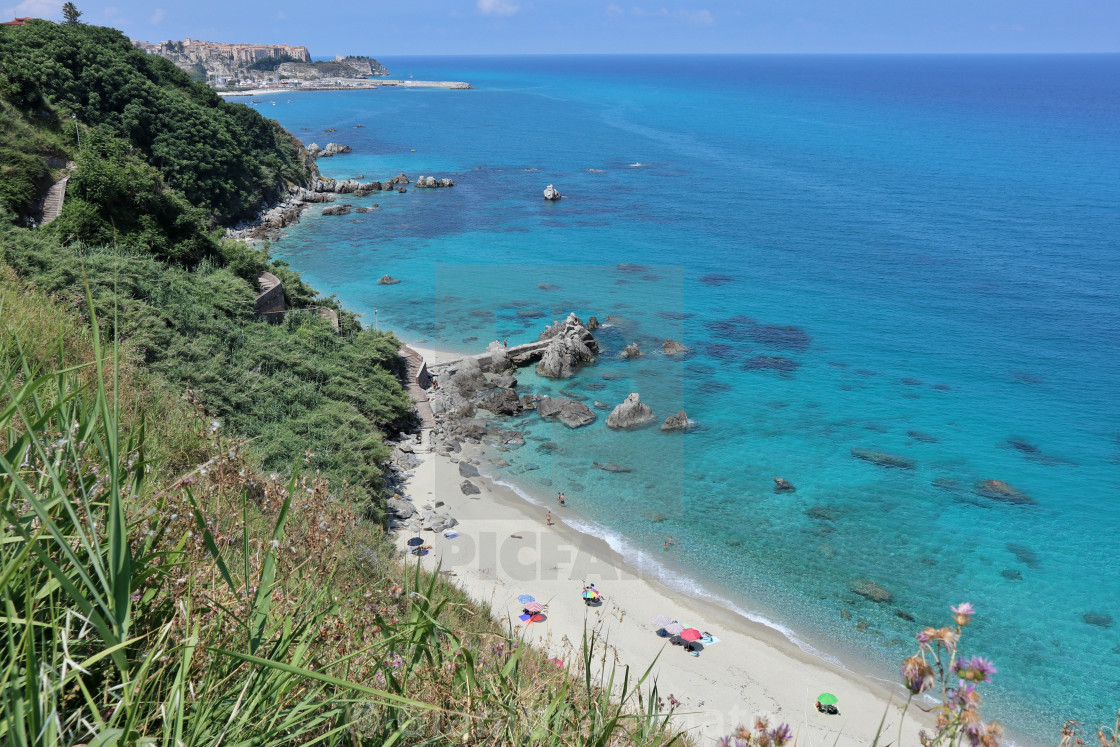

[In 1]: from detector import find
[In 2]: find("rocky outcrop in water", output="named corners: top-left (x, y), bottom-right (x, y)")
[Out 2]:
top-left (606, 393), bottom-right (655, 429)
top-left (321, 204), bottom-right (352, 216)
top-left (773, 478), bottom-right (796, 493)
top-left (308, 142), bottom-right (353, 158)
top-left (661, 410), bottom-right (689, 431)
top-left (415, 175), bottom-right (456, 188)
top-left (537, 396), bottom-right (596, 428)
top-left (536, 314), bottom-right (598, 378)
top-left (378, 275), bottom-right (401, 285)
top-left (662, 339), bottom-right (688, 355)
top-left (543, 184), bottom-right (562, 201)
top-left (621, 343), bottom-right (642, 359)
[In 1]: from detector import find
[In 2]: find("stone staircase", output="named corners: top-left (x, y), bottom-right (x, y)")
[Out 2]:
top-left (399, 345), bottom-right (436, 448)
top-left (40, 163), bottom-right (75, 225)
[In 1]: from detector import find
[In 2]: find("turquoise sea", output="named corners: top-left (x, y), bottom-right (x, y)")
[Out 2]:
top-left (259, 55), bottom-right (1120, 741)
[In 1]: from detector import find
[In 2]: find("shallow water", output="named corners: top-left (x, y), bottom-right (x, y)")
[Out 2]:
top-left (262, 55), bottom-right (1120, 740)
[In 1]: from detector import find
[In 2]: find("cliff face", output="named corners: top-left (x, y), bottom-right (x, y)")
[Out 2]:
top-left (277, 56), bottom-right (389, 80)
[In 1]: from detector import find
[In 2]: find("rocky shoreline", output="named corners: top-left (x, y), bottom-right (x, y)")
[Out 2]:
top-left (226, 169), bottom-right (455, 242)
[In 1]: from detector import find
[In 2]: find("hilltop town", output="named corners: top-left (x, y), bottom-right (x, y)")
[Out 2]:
top-left (130, 37), bottom-right (388, 88)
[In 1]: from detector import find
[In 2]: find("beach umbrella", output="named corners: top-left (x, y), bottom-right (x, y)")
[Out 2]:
top-left (582, 589), bottom-right (601, 599)
top-left (664, 622), bottom-right (684, 635)
top-left (406, 537), bottom-right (424, 547)
top-left (524, 601), bottom-right (544, 613)
top-left (517, 594), bottom-right (535, 604)
top-left (818, 693), bottom-right (838, 706)
top-left (680, 628), bottom-right (702, 641)
top-left (528, 613), bottom-right (546, 623)
top-left (652, 615), bottom-right (673, 628)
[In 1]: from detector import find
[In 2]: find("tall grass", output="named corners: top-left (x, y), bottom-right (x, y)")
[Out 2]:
top-left (0, 283), bottom-right (687, 745)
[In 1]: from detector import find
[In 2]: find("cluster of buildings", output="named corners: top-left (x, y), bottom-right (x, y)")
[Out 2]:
top-left (129, 37), bottom-right (315, 88)
top-left (2, 17), bottom-right (33, 25)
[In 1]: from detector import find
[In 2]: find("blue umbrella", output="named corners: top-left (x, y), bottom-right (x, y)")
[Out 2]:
top-left (406, 537), bottom-right (424, 547)
top-left (517, 594), bottom-right (535, 604)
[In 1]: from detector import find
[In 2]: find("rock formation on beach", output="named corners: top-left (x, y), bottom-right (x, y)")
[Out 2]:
top-left (536, 314), bottom-right (598, 379)
top-left (543, 184), bottom-right (562, 201)
top-left (606, 393), bottom-right (655, 429)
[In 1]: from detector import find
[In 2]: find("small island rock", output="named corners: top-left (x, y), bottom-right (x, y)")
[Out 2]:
top-left (662, 339), bottom-right (688, 355)
top-left (543, 184), bottom-right (562, 201)
top-left (621, 343), bottom-right (642, 359)
top-left (661, 410), bottom-right (690, 431)
top-left (606, 393), bottom-right (655, 429)
top-left (378, 275), bottom-right (401, 285)
top-left (773, 478), bottom-right (796, 493)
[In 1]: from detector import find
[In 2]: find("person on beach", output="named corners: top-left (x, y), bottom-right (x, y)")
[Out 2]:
top-left (546, 510), bottom-right (552, 526)
top-left (431, 377), bottom-right (438, 390)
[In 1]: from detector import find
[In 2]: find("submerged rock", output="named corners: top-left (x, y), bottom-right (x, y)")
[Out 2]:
top-left (594, 462), bottom-right (632, 473)
top-left (849, 579), bottom-right (893, 604)
top-left (1083, 613), bottom-right (1114, 628)
top-left (773, 478), bottom-right (796, 493)
top-left (850, 448), bottom-right (916, 470)
top-left (974, 479), bottom-right (1036, 505)
top-left (661, 410), bottom-right (690, 431)
top-left (606, 393), bottom-right (655, 429)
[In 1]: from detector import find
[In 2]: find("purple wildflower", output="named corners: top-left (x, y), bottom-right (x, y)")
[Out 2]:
top-left (769, 723), bottom-right (794, 746)
top-left (955, 656), bottom-right (997, 682)
top-left (952, 602), bottom-right (976, 626)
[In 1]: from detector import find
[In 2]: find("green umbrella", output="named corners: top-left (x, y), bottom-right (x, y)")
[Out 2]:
top-left (817, 693), bottom-right (838, 706)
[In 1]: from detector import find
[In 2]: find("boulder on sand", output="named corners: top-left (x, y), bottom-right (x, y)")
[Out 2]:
top-left (387, 496), bottom-right (416, 518)
top-left (458, 461), bottom-right (480, 478)
top-left (661, 410), bottom-right (689, 431)
top-left (606, 393), bottom-right (655, 429)
top-left (460, 480), bottom-right (481, 496)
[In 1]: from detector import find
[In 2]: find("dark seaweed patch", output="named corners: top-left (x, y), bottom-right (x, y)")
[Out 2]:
top-left (742, 356), bottom-right (800, 374)
top-left (699, 273), bottom-right (735, 286)
top-left (748, 324), bottom-right (811, 352)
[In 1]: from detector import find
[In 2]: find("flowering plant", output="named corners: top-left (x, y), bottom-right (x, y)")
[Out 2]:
top-left (901, 603), bottom-right (1003, 747)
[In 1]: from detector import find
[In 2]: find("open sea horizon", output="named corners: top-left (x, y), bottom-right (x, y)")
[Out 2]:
top-left (260, 54), bottom-right (1120, 742)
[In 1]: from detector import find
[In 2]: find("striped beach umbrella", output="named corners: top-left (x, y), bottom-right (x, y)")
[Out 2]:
top-left (664, 622), bottom-right (684, 635)
top-left (524, 601), bottom-right (544, 613)
top-left (582, 589), bottom-right (601, 600)
top-left (652, 615), bottom-right (673, 628)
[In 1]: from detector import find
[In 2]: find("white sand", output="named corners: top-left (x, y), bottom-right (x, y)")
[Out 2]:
top-left (393, 444), bottom-right (932, 745)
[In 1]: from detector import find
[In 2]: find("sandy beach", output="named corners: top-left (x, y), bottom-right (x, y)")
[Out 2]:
top-left (391, 348), bottom-right (933, 745)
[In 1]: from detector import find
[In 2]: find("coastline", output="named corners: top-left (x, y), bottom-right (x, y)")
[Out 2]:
top-left (216, 79), bottom-right (471, 97)
top-left (395, 342), bottom-right (935, 745)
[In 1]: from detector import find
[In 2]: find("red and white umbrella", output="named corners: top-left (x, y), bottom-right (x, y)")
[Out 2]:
top-left (680, 628), bottom-right (702, 642)
top-left (524, 601), bottom-right (544, 613)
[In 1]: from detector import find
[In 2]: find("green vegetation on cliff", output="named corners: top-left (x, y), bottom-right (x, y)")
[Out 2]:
top-left (0, 18), bottom-right (410, 518)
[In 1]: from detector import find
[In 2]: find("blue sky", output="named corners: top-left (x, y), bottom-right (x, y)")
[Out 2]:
top-left (5, 0), bottom-right (1118, 54)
